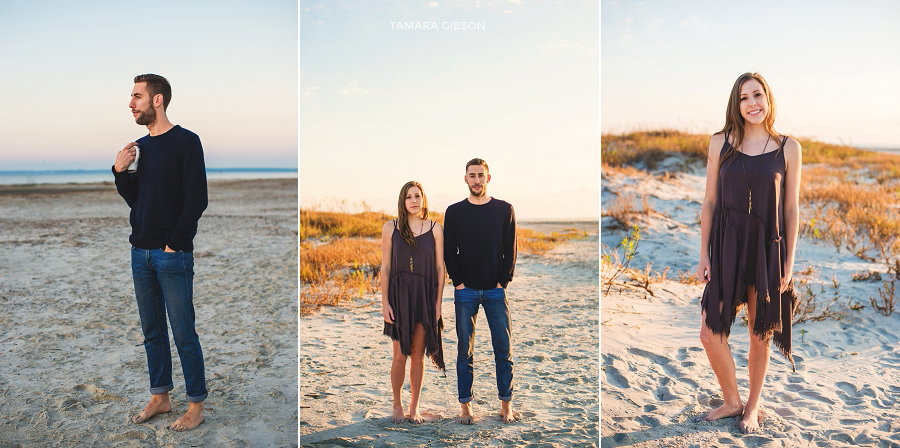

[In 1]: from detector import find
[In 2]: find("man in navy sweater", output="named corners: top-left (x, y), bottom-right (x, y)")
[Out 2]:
top-left (112, 74), bottom-right (208, 431)
top-left (444, 158), bottom-right (519, 424)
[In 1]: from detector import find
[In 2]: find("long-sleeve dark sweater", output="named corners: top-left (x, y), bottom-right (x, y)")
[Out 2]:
top-left (443, 197), bottom-right (517, 289)
top-left (112, 125), bottom-right (208, 252)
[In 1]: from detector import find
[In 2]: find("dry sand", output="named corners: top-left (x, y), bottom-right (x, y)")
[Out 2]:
top-left (0, 179), bottom-right (298, 447)
top-left (601, 166), bottom-right (900, 447)
top-left (299, 221), bottom-right (599, 447)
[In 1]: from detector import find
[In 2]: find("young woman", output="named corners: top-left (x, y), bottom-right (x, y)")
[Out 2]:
top-left (695, 72), bottom-right (802, 434)
top-left (381, 181), bottom-right (446, 424)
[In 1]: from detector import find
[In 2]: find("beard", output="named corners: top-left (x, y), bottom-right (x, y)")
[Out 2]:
top-left (468, 184), bottom-right (486, 197)
top-left (135, 106), bottom-right (156, 126)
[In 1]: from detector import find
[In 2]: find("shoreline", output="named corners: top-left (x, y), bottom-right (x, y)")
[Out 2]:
top-left (0, 178), bottom-right (298, 195)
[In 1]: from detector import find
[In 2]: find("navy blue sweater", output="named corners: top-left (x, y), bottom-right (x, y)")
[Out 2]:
top-left (443, 198), bottom-right (517, 289)
top-left (112, 125), bottom-right (208, 252)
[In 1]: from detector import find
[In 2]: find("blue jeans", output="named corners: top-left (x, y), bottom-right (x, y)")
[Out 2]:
top-left (454, 287), bottom-right (513, 403)
top-left (131, 248), bottom-right (207, 402)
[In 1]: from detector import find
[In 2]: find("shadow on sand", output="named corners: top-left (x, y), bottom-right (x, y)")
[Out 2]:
top-left (600, 416), bottom-right (781, 448)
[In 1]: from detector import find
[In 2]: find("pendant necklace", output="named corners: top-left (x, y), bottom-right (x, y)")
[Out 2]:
top-left (740, 137), bottom-right (769, 215)
top-left (409, 219), bottom-right (424, 272)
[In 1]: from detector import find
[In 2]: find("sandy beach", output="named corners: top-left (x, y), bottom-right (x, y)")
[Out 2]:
top-left (601, 167), bottom-right (900, 447)
top-left (299, 221), bottom-right (599, 447)
top-left (0, 179), bottom-right (298, 447)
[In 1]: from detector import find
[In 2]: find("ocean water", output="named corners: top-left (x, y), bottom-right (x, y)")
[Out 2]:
top-left (0, 168), bottom-right (298, 185)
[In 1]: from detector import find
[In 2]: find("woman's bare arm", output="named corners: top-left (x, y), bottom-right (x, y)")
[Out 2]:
top-left (781, 138), bottom-right (802, 292)
top-left (697, 133), bottom-right (724, 282)
top-left (381, 221), bottom-right (394, 323)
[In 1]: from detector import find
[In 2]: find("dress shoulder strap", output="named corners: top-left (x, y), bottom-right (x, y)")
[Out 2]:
top-left (721, 131), bottom-right (731, 156)
top-left (430, 220), bottom-right (436, 230)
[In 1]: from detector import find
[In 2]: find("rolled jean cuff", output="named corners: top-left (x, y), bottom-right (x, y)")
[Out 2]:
top-left (459, 396), bottom-right (473, 404)
top-left (150, 384), bottom-right (174, 395)
top-left (186, 393), bottom-right (207, 403)
top-left (499, 394), bottom-right (511, 402)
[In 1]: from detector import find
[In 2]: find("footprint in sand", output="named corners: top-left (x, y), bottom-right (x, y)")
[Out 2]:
top-left (634, 415), bottom-right (660, 427)
top-left (601, 356), bottom-right (630, 389)
top-left (654, 386), bottom-right (676, 402)
top-left (107, 430), bottom-right (149, 441)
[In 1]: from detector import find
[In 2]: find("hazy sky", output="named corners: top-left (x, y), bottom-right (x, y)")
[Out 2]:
top-left (0, 1), bottom-right (298, 170)
top-left (300, 0), bottom-right (599, 220)
top-left (602, 0), bottom-right (900, 149)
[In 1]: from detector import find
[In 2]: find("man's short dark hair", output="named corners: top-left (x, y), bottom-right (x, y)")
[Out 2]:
top-left (134, 74), bottom-right (172, 110)
top-left (466, 158), bottom-right (489, 174)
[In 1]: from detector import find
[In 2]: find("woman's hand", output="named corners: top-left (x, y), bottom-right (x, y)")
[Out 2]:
top-left (382, 303), bottom-right (395, 324)
top-left (780, 268), bottom-right (793, 294)
top-left (696, 256), bottom-right (711, 283)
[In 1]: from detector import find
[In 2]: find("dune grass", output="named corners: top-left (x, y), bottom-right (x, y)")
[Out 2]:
top-left (300, 207), bottom-right (588, 315)
top-left (602, 129), bottom-right (900, 316)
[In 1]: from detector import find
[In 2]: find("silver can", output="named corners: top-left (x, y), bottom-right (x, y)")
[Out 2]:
top-left (127, 145), bottom-right (140, 173)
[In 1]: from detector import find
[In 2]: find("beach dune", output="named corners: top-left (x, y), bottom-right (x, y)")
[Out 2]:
top-left (602, 168), bottom-right (900, 447)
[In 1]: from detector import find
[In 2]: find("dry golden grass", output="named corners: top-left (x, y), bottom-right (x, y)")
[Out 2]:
top-left (602, 130), bottom-right (900, 182)
top-left (602, 130), bottom-right (708, 170)
top-left (518, 227), bottom-right (589, 255)
top-left (299, 238), bottom-right (381, 316)
top-left (299, 209), bottom-right (392, 239)
top-left (300, 206), bottom-right (587, 315)
top-left (676, 269), bottom-right (702, 286)
top-left (601, 192), bottom-right (656, 229)
top-left (603, 129), bottom-right (900, 311)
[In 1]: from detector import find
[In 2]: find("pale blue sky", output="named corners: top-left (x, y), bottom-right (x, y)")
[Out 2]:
top-left (602, 0), bottom-right (900, 149)
top-left (0, 0), bottom-right (297, 170)
top-left (300, 0), bottom-right (599, 220)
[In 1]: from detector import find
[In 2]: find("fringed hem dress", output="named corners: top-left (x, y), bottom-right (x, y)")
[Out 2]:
top-left (383, 220), bottom-right (446, 371)
top-left (701, 134), bottom-right (798, 371)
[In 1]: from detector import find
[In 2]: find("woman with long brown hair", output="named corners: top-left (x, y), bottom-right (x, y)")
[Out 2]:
top-left (381, 181), bottom-right (446, 423)
top-left (695, 72), bottom-right (802, 434)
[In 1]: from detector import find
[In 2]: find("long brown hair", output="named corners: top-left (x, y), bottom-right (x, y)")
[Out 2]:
top-left (396, 181), bottom-right (428, 248)
top-left (718, 72), bottom-right (783, 162)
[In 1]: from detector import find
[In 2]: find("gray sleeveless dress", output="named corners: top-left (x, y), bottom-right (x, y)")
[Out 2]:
top-left (701, 134), bottom-right (798, 371)
top-left (383, 221), bottom-right (445, 371)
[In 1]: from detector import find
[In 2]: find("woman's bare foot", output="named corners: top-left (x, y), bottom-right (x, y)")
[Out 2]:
top-left (132, 393), bottom-right (172, 424)
top-left (693, 402), bottom-right (744, 422)
top-left (457, 402), bottom-right (475, 425)
top-left (169, 402), bottom-right (204, 432)
top-left (499, 401), bottom-right (520, 423)
top-left (408, 409), bottom-right (425, 424)
top-left (391, 406), bottom-right (406, 424)
top-left (738, 407), bottom-right (766, 434)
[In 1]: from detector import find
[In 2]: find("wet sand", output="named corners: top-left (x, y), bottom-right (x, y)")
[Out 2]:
top-left (0, 179), bottom-right (298, 447)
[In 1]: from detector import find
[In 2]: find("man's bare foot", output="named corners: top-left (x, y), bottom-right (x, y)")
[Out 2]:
top-left (457, 402), bottom-right (475, 425)
top-left (408, 409), bottom-right (425, 424)
top-left (169, 402), bottom-right (204, 432)
top-left (391, 406), bottom-right (406, 424)
top-left (738, 407), bottom-right (766, 434)
top-left (131, 393), bottom-right (172, 424)
top-left (693, 402), bottom-right (744, 422)
top-left (499, 401), bottom-right (520, 423)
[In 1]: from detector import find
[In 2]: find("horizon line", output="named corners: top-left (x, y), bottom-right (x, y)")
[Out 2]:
top-left (0, 167), bottom-right (299, 175)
